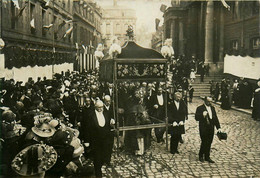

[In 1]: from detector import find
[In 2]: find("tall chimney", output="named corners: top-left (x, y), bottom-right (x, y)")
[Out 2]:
top-left (113, 0), bottom-right (117, 6)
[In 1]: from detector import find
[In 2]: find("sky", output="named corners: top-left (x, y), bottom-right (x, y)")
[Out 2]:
top-left (96, 0), bottom-right (172, 33)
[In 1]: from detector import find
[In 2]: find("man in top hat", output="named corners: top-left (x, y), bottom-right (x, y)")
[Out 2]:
top-left (149, 87), bottom-right (167, 143)
top-left (89, 100), bottom-right (115, 177)
top-left (195, 96), bottom-right (222, 163)
top-left (168, 92), bottom-right (187, 154)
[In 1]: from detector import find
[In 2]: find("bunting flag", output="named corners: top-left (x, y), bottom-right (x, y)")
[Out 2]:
top-left (70, 31), bottom-right (73, 41)
top-left (30, 18), bottom-right (35, 28)
top-left (45, 0), bottom-right (51, 7)
top-left (12, 0), bottom-right (20, 9)
top-left (220, 0), bottom-right (230, 11)
top-left (43, 23), bottom-right (53, 29)
top-left (63, 27), bottom-right (73, 38)
top-left (56, 20), bottom-right (73, 32)
top-left (15, 3), bottom-right (28, 19)
top-left (82, 45), bottom-right (87, 53)
top-left (155, 18), bottom-right (160, 30)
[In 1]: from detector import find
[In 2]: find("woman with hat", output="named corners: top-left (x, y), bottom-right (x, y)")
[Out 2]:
top-left (24, 114), bottom-right (56, 147)
top-left (1, 110), bottom-right (27, 175)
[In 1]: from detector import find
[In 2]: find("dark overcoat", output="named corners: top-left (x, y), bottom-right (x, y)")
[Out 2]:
top-left (195, 104), bottom-right (220, 136)
top-left (168, 99), bottom-right (187, 135)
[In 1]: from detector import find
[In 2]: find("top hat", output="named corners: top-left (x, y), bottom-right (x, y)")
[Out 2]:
top-left (217, 131), bottom-right (227, 140)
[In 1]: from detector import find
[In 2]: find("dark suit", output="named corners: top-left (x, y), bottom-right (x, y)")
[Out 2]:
top-left (89, 110), bottom-right (114, 177)
top-left (104, 87), bottom-right (114, 98)
top-left (168, 99), bottom-right (187, 153)
top-left (195, 104), bottom-right (220, 160)
top-left (80, 105), bottom-right (93, 143)
top-left (149, 93), bottom-right (167, 142)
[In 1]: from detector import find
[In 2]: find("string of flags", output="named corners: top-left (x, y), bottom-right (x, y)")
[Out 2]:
top-left (220, 0), bottom-right (230, 11)
top-left (63, 27), bottom-right (73, 38)
top-left (12, 0), bottom-right (20, 9)
top-left (30, 18), bottom-right (35, 29)
top-left (43, 24), bottom-right (53, 29)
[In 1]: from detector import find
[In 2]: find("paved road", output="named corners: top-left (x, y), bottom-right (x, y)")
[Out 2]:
top-left (102, 98), bottom-right (260, 177)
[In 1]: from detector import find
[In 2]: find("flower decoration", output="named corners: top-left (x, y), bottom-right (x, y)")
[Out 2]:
top-left (161, 38), bottom-right (174, 58)
top-left (109, 37), bottom-right (121, 58)
top-left (94, 43), bottom-right (104, 61)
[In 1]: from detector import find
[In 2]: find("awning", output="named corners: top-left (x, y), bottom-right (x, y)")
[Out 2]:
top-left (224, 55), bottom-right (260, 80)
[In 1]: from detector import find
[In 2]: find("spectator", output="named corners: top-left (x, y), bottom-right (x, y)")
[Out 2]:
top-left (188, 84), bottom-right (194, 103)
top-left (252, 81), bottom-right (260, 121)
top-left (190, 69), bottom-right (196, 82)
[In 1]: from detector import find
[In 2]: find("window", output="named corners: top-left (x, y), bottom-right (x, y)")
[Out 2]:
top-left (252, 37), bottom-right (260, 49)
top-left (106, 24), bottom-right (110, 35)
top-left (30, 3), bottom-right (36, 34)
top-left (11, 1), bottom-right (16, 29)
top-left (53, 16), bottom-right (57, 39)
top-left (62, 0), bottom-right (66, 8)
top-left (252, 1), bottom-right (259, 15)
top-left (230, 40), bottom-right (238, 50)
top-left (116, 24), bottom-right (120, 34)
top-left (42, 10), bottom-right (46, 37)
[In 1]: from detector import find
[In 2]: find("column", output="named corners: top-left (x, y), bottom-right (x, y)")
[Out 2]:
top-left (219, 7), bottom-right (224, 62)
top-left (178, 19), bottom-right (184, 56)
top-left (170, 20), bottom-right (174, 39)
top-left (204, 0), bottom-right (214, 64)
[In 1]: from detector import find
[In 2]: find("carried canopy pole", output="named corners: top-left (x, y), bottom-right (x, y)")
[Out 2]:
top-left (100, 41), bottom-right (170, 153)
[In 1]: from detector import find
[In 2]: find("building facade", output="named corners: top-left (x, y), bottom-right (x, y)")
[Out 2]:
top-left (163, 0), bottom-right (260, 77)
top-left (151, 26), bottom-right (163, 52)
top-left (1, 0), bottom-right (75, 81)
top-left (73, 0), bottom-right (102, 72)
top-left (101, 0), bottom-right (137, 47)
top-left (0, 0), bottom-right (103, 81)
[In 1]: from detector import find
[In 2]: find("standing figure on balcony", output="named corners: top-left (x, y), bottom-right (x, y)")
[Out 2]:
top-left (126, 25), bottom-right (134, 41)
top-left (94, 43), bottom-right (104, 70)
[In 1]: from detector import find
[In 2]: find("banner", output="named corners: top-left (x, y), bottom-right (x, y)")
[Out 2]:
top-left (224, 55), bottom-right (260, 80)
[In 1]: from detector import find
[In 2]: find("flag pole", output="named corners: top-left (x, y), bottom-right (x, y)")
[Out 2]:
top-left (52, 0), bottom-right (55, 76)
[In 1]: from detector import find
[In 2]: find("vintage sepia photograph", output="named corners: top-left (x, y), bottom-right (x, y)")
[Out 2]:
top-left (0, 0), bottom-right (260, 177)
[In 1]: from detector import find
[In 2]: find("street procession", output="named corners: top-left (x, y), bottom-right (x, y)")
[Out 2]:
top-left (0, 0), bottom-right (260, 177)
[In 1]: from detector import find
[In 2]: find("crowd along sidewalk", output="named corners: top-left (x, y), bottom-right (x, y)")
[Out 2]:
top-left (199, 96), bottom-right (252, 115)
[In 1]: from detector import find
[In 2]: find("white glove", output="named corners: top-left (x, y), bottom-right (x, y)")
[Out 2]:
top-left (217, 128), bottom-right (222, 133)
top-left (83, 143), bottom-right (90, 147)
top-left (179, 121), bottom-right (184, 126)
top-left (203, 111), bottom-right (208, 117)
top-left (154, 104), bottom-right (159, 109)
top-left (172, 122), bottom-right (178, 127)
top-left (110, 119), bottom-right (115, 125)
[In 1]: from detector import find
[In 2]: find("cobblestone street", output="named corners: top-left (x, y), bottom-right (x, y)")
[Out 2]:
top-left (102, 98), bottom-right (260, 177)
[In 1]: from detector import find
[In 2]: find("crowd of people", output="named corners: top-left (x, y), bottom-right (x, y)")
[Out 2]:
top-left (208, 77), bottom-right (260, 119)
top-left (0, 70), bottom-right (116, 177)
top-left (1, 66), bottom-right (259, 177)
top-left (0, 65), bottom-right (199, 177)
